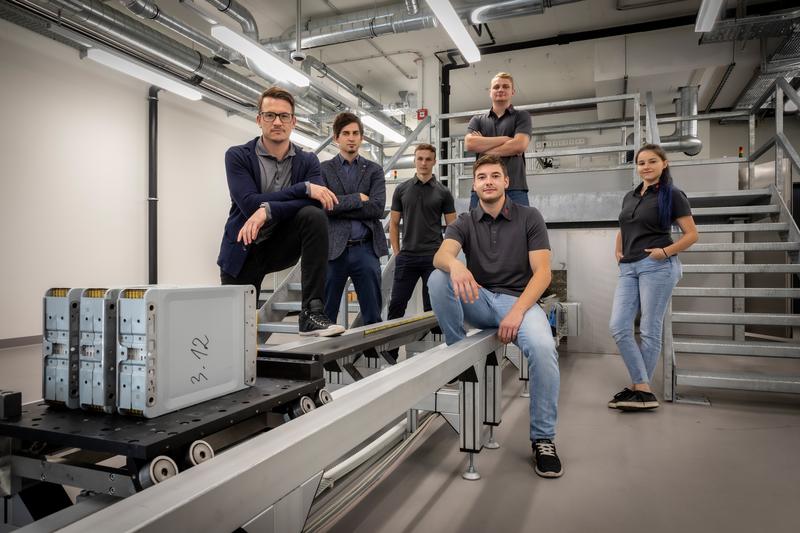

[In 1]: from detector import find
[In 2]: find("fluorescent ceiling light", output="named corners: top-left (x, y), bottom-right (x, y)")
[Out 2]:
top-left (424, 0), bottom-right (480, 64)
top-left (695, 0), bottom-right (725, 32)
top-left (86, 48), bottom-right (202, 101)
top-left (361, 115), bottom-right (407, 144)
top-left (290, 131), bottom-right (321, 150)
top-left (211, 25), bottom-right (310, 87)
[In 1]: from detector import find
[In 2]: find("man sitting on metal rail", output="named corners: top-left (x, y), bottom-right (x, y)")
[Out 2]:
top-left (428, 154), bottom-right (562, 478)
top-left (464, 72), bottom-right (531, 209)
top-left (218, 86), bottom-right (344, 337)
top-left (386, 143), bottom-right (457, 361)
top-left (321, 112), bottom-right (388, 325)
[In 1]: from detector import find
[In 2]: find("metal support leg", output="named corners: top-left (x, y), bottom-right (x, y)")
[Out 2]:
top-left (462, 452), bottom-right (480, 481)
top-left (484, 351), bottom-right (501, 449)
top-left (458, 359), bottom-right (487, 479)
top-left (519, 348), bottom-right (530, 398)
top-left (406, 409), bottom-right (419, 434)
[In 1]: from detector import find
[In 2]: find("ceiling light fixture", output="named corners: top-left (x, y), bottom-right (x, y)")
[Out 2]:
top-left (362, 115), bottom-right (407, 144)
top-left (424, 0), bottom-right (481, 63)
top-left (86, 48), bottom-right (202, 101)
top-left (695, 0), bottom-right (725, 33)
top-left (211, 25), bottom-right (310, 87)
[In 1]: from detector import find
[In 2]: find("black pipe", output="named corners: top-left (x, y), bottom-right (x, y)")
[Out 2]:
top-left (148, 86), bottom-right (160, 284)
top-left (439, 52), bottom-right (470, 186)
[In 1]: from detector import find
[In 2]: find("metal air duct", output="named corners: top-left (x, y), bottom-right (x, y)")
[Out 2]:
top-left (264, 0), bottom-right (583, 52)
top-left (660, 85), bottom-right (703, 156)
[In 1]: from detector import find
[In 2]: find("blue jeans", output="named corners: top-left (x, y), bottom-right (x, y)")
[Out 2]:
top-left (469, 190), bottom-right (530, 209)
top-left (427, 269), bottom-right (559, 441)
top-left (324, 242), bottom-right (382, 325)
top-left (609, 256), bottom-right (683, 384)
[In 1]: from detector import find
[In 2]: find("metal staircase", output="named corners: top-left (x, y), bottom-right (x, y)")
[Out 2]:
top-left (664, 185), bottom-right (800, 400)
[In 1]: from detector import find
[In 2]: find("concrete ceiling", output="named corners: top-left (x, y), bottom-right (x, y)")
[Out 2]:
top-left (133, 0), bottom-right (785, 118)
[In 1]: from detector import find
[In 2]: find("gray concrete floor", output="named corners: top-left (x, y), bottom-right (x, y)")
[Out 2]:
top-left (324, 351), bottom-right (800, 533)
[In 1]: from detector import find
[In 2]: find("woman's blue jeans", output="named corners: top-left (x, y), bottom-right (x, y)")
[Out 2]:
top-left (609, 256), bottom-right (683, 385)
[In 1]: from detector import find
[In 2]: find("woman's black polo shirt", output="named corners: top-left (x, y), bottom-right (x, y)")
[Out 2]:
top-left (619, 182), bottom-right (692, 263)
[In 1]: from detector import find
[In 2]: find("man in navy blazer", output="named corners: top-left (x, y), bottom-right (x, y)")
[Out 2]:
top-left (218, 86), bottom-right (344, 336)
top-left (321, 112), bottom-right (389, 325)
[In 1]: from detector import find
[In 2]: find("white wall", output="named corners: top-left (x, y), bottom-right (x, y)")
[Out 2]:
top-left (0, 19), bottom-right (253, 340)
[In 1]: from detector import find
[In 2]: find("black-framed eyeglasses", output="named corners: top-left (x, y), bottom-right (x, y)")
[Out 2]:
top-left (258, 112), bottom-right (294, 122)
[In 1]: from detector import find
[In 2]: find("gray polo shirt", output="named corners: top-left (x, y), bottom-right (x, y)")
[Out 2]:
top-left (445, 199), bottom-right (550, 297)
top-left (391, 175), bottom-right (456, 256)
top-left (467, 105), bottom-right (532, 191)
top-left (254, 141), bottom-right (295, 243)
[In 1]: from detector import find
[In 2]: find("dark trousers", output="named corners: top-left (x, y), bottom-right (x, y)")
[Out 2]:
top-left (469, 189), bottom-right (530, 209)
top-left (221, 205), bottom-right (328, 308)
top-left (324, 242), bottom-right (382, 325)
top-left (387, 253), bottom-right (435, 320)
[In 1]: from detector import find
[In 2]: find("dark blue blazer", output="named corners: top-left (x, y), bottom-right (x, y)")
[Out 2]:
top-left (217, 137), bottom-right (323, 277)
top-left (321, 156), bottom-right (389, 261)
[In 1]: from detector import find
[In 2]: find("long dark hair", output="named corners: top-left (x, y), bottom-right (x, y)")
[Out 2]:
top-left (636, 144), bottom-right (673, 230)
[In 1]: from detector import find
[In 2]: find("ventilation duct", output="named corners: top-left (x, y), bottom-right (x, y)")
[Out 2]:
top-left (263, 0), bottom-right (583, 52)
top-left (630, 86), bottom-right (702, 156)
top-left (659, 86), bottom-right (703, 156)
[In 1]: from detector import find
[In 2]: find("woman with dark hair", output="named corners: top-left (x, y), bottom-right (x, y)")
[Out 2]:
top-left (608, 144), bottom-right (698, 411)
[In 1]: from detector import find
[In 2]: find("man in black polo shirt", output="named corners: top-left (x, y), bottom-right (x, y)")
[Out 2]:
top-left (465, 72), bottom-right (531, 209)
top-left (428, 154), bottom-right (562, 478)
top-left (387, 143), bottom-right (456, 328)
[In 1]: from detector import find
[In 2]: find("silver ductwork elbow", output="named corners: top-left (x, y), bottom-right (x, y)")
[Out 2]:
top-left (660, 86), bottom-right (703, 156)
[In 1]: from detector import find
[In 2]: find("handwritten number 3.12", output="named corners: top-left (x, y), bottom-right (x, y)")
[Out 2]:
top-left (191, 335), bottom-right (210, 360)
top-left (189, 335), bottom-right (210, 385)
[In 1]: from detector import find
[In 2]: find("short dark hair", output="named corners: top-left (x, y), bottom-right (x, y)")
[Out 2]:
top-left (332, 112), bottom-right (363, 138)
top-left (473, 154), bottom-right (507, 177)
top-left (414, 143), bottom-right (437, 157)
top-left (258, 86), bottom-right (295, 113)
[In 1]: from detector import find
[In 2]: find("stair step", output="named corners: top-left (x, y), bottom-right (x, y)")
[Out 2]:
top-left (287, 282), bottom-right (302, 291)
top-left (258, 322), bottom-right (300, 333)
top-left (673, 287), bottom-right (800, 298)
top-left (690, 205), bottom-right (779, 216)
top-left (685, 242), bottom-right (800, 252)
top-left (673, 338), bottom-right (800, 358)
top-left (686, 189), bottom-right (771, 206)
top-left (672, 312), bottom-right (800, 326)
top-left (691, 223), bottom-right (789, 233)
top-left (682, 264), bottom-right (800, 274)
top-left (675, 369), bottom-right (800, 394)
top-left (273, 301), bottom-right (302, 312)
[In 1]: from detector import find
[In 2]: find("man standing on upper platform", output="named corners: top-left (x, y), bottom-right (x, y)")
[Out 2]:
top-left (465, 72), bottom-right (532, 208)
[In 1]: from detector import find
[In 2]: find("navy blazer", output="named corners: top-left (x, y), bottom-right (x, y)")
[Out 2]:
top-left (217, 137), bottom-right (323, 277)
top-left (321, 156), bottom-right (389, 261)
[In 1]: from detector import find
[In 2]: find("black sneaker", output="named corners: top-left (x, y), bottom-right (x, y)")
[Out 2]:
top-left (608, 387), bottom-right (636, 409)
top-left (298, 309), bottom-right (345, 337)
top-left (616, 390), bottom-right (660, 411)
top-left (532, 439), bottom-right (563, 478)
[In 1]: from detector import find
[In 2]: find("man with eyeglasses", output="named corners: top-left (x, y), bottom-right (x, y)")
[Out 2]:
top-left (321, 112), bottom-right (388, 326)
top-left (218, 86), bottom-right (344, 336)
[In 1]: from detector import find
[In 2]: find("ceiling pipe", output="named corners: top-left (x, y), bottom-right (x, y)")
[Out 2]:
top-left (404, 0), bottom-right (419, 15)
top-left (34, 0), bottom-right (324, 114)
top-left (660, 85), bottom-right (702, 156)
top-left (264, 0), bottom-right (583, 52)
top-left (119, 0), bottom-right (242, 64)
top-left (302, 56), bottom-right (409, 133)
top-left (629, 86), bottom-right (702, 157)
